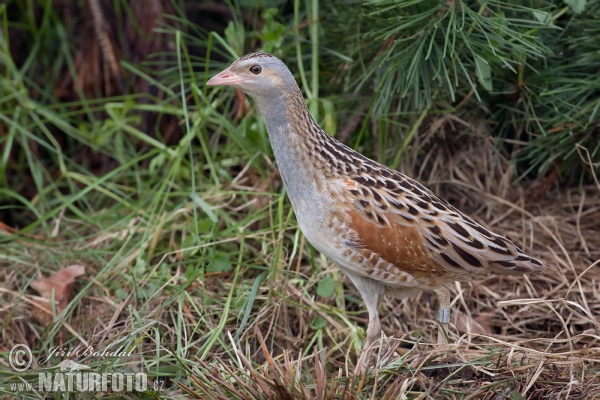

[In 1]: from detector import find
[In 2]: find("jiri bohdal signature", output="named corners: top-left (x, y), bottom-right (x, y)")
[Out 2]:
top-left (40, 344), bottom-right (135, 364)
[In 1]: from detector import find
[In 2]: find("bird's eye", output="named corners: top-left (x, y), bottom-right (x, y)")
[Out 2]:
top-left (250, 65), bottom-right (262, 75)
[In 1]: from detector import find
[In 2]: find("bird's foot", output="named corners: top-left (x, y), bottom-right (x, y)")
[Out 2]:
top-left (355, 332), bottom-right (388, 374)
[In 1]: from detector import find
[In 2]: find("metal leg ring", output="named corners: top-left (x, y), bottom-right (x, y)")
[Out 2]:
top-left (438, 307), bottom-right (451, 324)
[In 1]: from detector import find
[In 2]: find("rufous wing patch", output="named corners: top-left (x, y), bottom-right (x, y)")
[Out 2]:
top-left (346, 209), bottom-right (444, 275)
top-left (341, 175), bottom-right (545, 278)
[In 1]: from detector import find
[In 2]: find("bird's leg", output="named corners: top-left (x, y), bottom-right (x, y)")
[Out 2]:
top-left (366, 309), bottom-right (381, 347)
top-left (434, 286), bottom-right (451, 344)
top-left (345, 274), bottom-right (384, 348)
top-left (356, 306), bottom-right (381, 374)
top-left (347, 275), bottom-right (384, 373)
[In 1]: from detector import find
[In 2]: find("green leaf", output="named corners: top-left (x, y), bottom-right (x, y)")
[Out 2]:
top-left (149, 153), bottom-right (166, 174)
top-left (224, 21), bottom-right (245, 56)
top-left (234, 283), bottom-right (251, 309)
top-left (197, 218), bottom-right (213, 234)
top-left (207, 259), bottom-right (232, 274)
top-left (316, 275), bottom-right (335, 298)
top-left (181, 235), bottom-right (199, 257)
top-left (207, 251), bottom-right (233, 273)
top-left (310, 316), bottom-right (327, 330)
top-left (564, 0), bottom-right (587, 13)
top-left (190, 193), bottom-right (218, 223)
top-left (258, 8), bottom-right (287, 53)
top-left (137, 282), bottom-right (158, 300)
top-left (133, 258), bottom-right (147, 276)
top-left (509, 390), bottom-right (525, 400)
top-left (115, 288), bottom-right (129, 301)
top-left (474, 55), bottom-right (493, 92)
top-left (532, 10), bottom-right (554, 26)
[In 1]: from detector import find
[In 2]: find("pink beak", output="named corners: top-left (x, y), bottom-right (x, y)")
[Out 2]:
top-left (206, 67), bottom-right (245, 86)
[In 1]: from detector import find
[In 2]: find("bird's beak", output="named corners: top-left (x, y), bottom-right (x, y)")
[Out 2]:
top-left (206, 67), bottom-right (244, 86)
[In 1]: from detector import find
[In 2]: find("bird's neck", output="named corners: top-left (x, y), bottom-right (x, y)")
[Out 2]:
top-left (254, 83), bottom-right (329, 167)
top-left (252, 82), bottom-right (334, 207)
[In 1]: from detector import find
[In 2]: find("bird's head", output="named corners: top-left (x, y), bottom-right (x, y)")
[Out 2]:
top-left (206, 52), bottom-right (294, 99)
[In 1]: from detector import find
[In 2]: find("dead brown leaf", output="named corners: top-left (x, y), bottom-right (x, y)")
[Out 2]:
top-left (455, 311), bottom-right (495, 335)
top-left (31, 265), bottom-right (86, 312)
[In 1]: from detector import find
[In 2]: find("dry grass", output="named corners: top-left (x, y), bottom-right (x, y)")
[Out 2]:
top-left (2, 95), bottom-right (599, 400)
top-left (183, 129), bottom-right (600, 398)
top-left (2, 2), bottom-right (599, 398)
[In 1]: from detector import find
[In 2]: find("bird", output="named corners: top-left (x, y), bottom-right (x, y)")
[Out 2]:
top-left (207, 52), bottom-right (546, 347)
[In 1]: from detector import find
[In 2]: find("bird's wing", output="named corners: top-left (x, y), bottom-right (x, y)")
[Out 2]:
top-left (340, 172), bottom-right (544, 278)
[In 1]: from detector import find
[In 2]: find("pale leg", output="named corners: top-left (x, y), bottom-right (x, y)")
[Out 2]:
top-left (434, 286), bottom-right (451, 344)
top-left (345, 274), bottom-right (385, 347)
